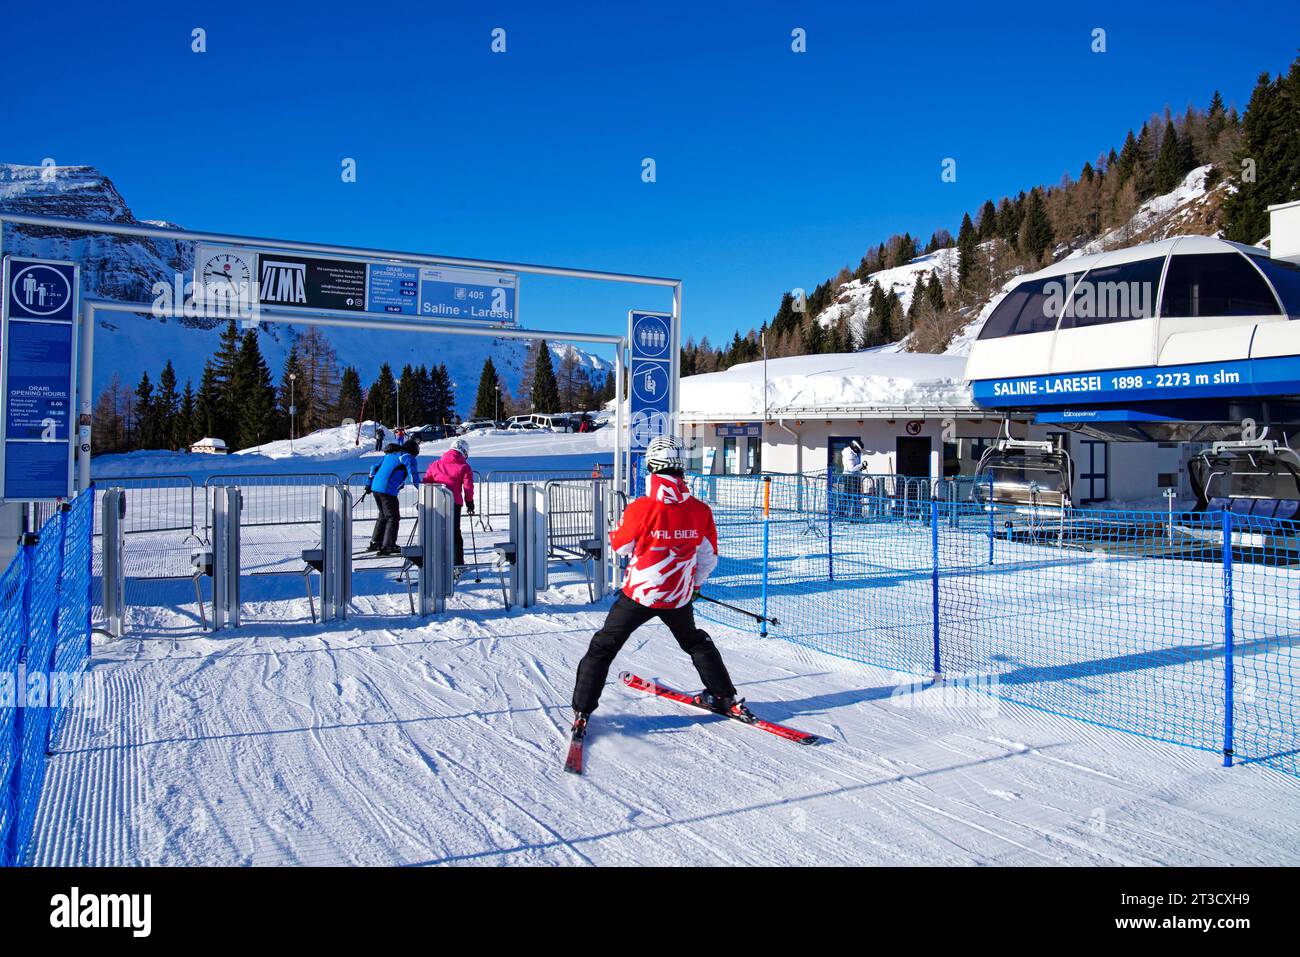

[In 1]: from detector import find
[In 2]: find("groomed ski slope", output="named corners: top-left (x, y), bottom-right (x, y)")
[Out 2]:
top-left (29, 576), bottom-right (1300, 866)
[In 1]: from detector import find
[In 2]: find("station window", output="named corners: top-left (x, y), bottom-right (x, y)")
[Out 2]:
top-left (1058, 257), bottom-right (1164, 328)
top-left (1158, 473), bottom-right (1179, 488)
top-left (1246, 255), bottom-right (1300, 319)
top-left (976, 276), bottom-right (1070, 339)
top-left (1160, 253), bottom-right (1280, 318)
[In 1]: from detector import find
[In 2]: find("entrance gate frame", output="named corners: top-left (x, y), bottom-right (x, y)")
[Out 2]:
top-left (0, 212), bottom-right (683, 512)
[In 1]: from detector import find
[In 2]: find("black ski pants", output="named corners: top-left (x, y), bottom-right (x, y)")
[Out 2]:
top-left (370, 492), bottom-right (401, 549)
top-left (453, 503), bottom-right (465, 566)
top-left (572, 592), bottom-right (736, 714)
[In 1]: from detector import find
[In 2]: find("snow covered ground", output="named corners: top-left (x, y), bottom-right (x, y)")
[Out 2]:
top-left (30, 572), bottom-right (1300, 866)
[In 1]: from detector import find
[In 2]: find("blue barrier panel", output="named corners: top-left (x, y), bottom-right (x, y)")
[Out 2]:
top-left (0, 489), bottom-right (95, 867)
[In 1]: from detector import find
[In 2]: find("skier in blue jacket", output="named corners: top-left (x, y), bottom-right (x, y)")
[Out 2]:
top-left (364, 439), bottom-right (420, 554)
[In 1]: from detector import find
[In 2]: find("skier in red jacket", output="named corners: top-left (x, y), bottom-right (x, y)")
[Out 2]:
top-left (570, 435), bottom-right (744, 733)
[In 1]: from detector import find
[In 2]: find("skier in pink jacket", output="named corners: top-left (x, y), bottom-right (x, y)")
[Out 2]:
top-left (422, 439), bottom-right (475, 565)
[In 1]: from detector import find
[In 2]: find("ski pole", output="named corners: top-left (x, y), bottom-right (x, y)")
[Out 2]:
top-left (466, 502), bottom-right (481, 583)
top-left (694, 592), bottom-right (779, 626)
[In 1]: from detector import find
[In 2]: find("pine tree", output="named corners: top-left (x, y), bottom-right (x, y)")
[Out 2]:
top-left (1206, 89), bottom-right (1228, 143)
top-left (530, 340), bottom-right (560, 412)
top-left (232, 330), bottom-right (275, 449)
top-left (178, 381), bottom-right (196, 450)
top-left (599, 370), bottom-right (616, 405)
top-left (155, 360), bottom-right (180, 449)
top-left (212, 318), bottom-right (242, 441)
top-left (1019, 189), bottom-right (1055, 262)
top-left (926, 272), bottom-right (946, 313)
top-left (134, 373), bottom-right (155, 449)
top-left (1115, 129), bottom-right (1139, 184)
top-left (368, 364), bottom-right (398, 426)
top-left (957, 212), bottom-right (986, 290)
top-left (1154, 120), bottom-right (1189, 194)
top-left (430, 364), bottom-right (455, 424)
top-left (196, 361), bottom-right (221, 440)
top-left (472, 358), bottom-right (501, 420)
top-left (1223, 64), bottom-right (1299, 243)
top-left (337, 367), bottom-right (364, 425)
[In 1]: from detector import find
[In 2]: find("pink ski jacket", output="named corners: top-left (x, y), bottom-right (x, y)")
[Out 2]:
top-left (422, 449), bottom-right (475, 505)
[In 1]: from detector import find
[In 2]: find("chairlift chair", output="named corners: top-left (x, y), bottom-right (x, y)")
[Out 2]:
top-left (973, 424), bottom-right (1074, 544)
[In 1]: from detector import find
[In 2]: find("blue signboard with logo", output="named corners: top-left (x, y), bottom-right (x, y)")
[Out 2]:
top-left (416, 266), bottom-right (518, 324)
top-left (1, 256), bottom-right (80, 502)
top-left (971, 355), bottom-right (1300, 410)
top-left (365, 263), bottom-right (420, 315)
top-left (628, 310), bottom-right (675, 452)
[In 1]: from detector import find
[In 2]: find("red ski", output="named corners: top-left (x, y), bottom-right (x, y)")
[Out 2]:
top-left (563, 716), bottom-right (588, 774)
top-left (620, 672), bottom-right (820, 746)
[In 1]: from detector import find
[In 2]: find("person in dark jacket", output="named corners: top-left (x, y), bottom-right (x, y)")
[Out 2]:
top-left (365, 440), bottom-right (419, 554)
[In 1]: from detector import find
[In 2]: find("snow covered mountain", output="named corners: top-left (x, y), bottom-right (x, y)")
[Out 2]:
top-left (815, 246), bottom-right (960, 345)
top-left (0, 163), bottom-right (613, 414)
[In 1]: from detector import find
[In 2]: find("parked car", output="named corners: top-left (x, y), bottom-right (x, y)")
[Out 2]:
top-left (407, 424), bottom-right (455, 442)
top-left (459, 419), bottom-right (497, 434)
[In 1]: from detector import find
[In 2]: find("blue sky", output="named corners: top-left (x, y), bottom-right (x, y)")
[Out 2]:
top-left (5, 0), bottom-right (1298, 362)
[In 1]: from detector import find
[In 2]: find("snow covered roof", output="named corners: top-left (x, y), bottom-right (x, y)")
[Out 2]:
top-left (680, 349), bottom-right (981, 421)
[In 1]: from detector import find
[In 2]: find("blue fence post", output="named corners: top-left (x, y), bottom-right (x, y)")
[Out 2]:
top-left (760, 477), bottom-right (770, 638)
top-left (1222, 509), bottom-right (1235, 768)
top-left (826, 470), bottom-right (835, 582)
top-left (931, 498), bottom-right (942, 677)
top-left (5, 533), bottom-right (36, 866)
top-left (84, 488), bottom-right (95, 658)
top-left (986, 474), bottom-right (995, 565)
top-left (44, 505), bottom-right (70, 755)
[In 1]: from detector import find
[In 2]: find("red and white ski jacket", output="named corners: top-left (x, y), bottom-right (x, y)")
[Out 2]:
top-left (612, 473), bottom-right (719, 609)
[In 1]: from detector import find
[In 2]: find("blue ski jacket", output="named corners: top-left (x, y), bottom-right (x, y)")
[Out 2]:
top-left (369, 451), bottom-right (419, 496)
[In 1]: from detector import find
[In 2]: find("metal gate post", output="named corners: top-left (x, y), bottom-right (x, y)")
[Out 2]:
top-left (320, 484), bottom-right (352, 622)
top-left (210, 486), bottom-right (241, 630)
top-left (101, 487), bottom-right (127, 638)
top-left (508, 483), bottom-right (540, 608)
top-left (532, 483), bottom-right (549, 596)
top-left (590, 482), bottom-right (609, 601)
top-left (417, 483), bottom-right (453, 615)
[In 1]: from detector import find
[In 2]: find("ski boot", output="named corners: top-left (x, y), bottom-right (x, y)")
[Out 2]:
top-left (570, 711), bottom-right (590, 740)
top-left (361, 542), bottom-right (380, 553)
top-left (695, 691), bottom-right (758, 724)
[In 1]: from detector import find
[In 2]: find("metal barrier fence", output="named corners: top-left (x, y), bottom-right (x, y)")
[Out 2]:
top-left (1, 491), bottom-right (94, 866)
top-left (687, 473), bottom-right (1300, 780)
top-left (544, 478), bottom-right (615, 559)
top-left (92, 475), bottom-right (198, 537)
top-left (480, 466), bottom-right (614, 529)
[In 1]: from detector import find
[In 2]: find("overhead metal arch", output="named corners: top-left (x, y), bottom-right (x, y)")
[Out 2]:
top-left (0, 212), bottom-right (682, 500)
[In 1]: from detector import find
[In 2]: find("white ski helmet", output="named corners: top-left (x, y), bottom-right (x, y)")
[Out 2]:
top-left (451, 438), bottom-right (470, 457)
top-left (645, 434), bottom-right (685, 473)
